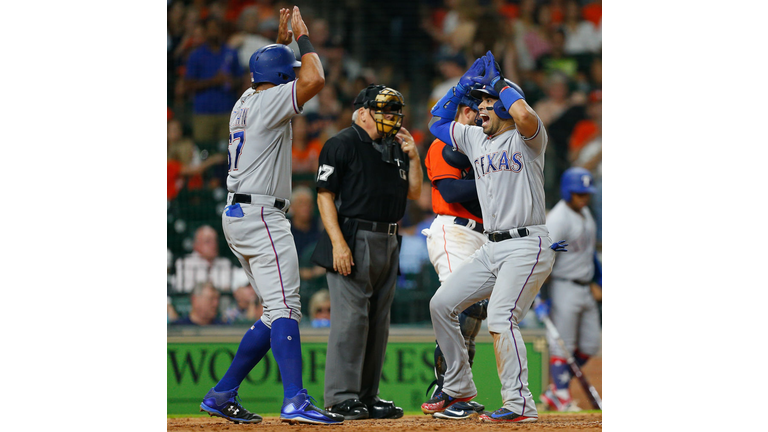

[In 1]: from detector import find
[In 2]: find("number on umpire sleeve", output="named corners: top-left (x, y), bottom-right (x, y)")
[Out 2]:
top-left (317, 164), bottom-right (335, 182)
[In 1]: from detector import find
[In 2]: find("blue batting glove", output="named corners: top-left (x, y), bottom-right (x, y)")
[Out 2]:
top-left (459, 57), bottom-right (485, 89)
top-left (550, 240), bottom-right (568, 252)
top-left (473, 51), bottom-right (501, 86)
top-left (534, 297), bottom-right (550, 321)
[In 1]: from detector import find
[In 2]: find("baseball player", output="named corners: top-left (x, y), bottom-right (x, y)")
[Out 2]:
top-left (421, 51), bottom-right (557, 423)
top-left (199, 7), bottom-right (343, 425)
top-left (538, 167), bottom-right (601, 412)
top-left (421, 88), bottom-right (489, 419)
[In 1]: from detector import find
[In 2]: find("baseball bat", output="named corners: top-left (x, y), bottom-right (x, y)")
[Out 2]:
top-left (534, 298), bottom-right (602, 410)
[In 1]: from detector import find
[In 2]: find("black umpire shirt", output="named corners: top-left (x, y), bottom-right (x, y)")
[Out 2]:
top-left (316, 123), bottom-right (410, 223)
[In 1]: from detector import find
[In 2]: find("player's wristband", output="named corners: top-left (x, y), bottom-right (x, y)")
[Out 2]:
top-left (297, 35), bottom-right (316, 57)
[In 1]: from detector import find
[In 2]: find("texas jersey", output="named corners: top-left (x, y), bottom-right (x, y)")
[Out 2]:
top-left (546, 199), bottom-right (596, 282)
top-left (226, 80), bottom-right (302, 200)
top-left (448, 117), bottom-right (548, 231)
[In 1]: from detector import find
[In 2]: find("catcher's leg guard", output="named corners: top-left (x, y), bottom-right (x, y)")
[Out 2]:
top-left (429, 342), bottom-right (447, 398)
top-left (459, 299), bottom-right (488, 366)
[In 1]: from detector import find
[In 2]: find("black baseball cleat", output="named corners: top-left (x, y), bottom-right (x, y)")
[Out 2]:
top-left (326, 398), bottom-right (369, 420)
top-left (466, 400), bottom-right (485, 412)
top-left (200, 387), bottom-right (262, 424)
top-left (361, 397), bottom-right (403, 419)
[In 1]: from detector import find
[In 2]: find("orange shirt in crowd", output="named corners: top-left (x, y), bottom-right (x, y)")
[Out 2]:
top-left (425, 139), bottom-right (483, 224)
top-left (582, 2), bottom-right (602, 27)
top-left (292, 138), bottom-right (323, 175)
top-left (569, 120), bottom-right (599, 153)
top-left (168, 160), bottom-right (182, 200)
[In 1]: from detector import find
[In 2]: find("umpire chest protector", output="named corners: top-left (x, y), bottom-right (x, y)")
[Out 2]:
top-left (317, 123), bottom-right (410, 222)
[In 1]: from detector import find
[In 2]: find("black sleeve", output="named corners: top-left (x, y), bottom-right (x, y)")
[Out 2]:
top-left (315, 136), bottom-right (349, 194)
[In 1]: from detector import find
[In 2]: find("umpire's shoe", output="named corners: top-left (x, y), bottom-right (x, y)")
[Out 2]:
top-left (200, 387), bottom-right (262, 424)
top-left (280, 389), bottom-right (344, 425)
top-left (421, 391), bottom-right (476, 414)
top-left (362, 397), bottom-right (404, 419)
top-left (326, 398), bottom-right (369, 420)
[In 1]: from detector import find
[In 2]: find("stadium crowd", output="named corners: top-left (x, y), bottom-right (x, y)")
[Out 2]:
top-left (167, 0), bottom-right (602, 326)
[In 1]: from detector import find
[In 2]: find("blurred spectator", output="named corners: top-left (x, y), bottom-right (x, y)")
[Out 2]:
top-left (533, 73), bottom-right (578, 128)
top-left (175, 282), bottom-right (226, 325)
top-left (512, 0), bottom-right (552, 72)
top-left (573, 91), bottom-right (602, 242)
top-left (422, 0), bottom-right (478, 57)
top-left (535, 28), bottom-right (579, 80)
top-left (398, 181), bottom-right (433, 286)
top-left (224, 283), bottom-right (263, 324)
top-left (227, 5), bottom-right (272, 72)
top-left (184, 17), bottom-right (245, 144)
top-left (309, 289), bottom-right (331, 328)
top-left (569, 89), bottom-right (601, 160)
top-left (305, 85), bottom-right (343, 140)
top-left (581, 0), bottom-right (602, 28)
top-left (174, 225), bottom-right (236, 293)
top-left (289, 186), bottom-right (322, 258)
top-left (167, 119), bottom-right (226, 200)
top-left (291, 116), bottom-right (323, 178)
top-left (168, 296), bottom-right (180, 323)
top-left (561, 0), bottom-right (601, 55)
top-left (429, 52), bottom-right (467, 112)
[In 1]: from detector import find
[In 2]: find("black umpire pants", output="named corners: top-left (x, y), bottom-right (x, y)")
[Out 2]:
top-left (323, 229), bottom-right (400, 407)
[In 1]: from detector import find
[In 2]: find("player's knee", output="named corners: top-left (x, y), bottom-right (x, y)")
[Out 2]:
top-left (429, 292), bottom-right (450, 315)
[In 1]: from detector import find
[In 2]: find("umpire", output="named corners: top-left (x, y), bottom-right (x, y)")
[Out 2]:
top-left (311, 84), bottom-right (422, 420)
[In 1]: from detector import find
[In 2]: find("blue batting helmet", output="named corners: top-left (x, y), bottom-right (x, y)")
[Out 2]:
top-left (470, 79), bottom-right (525, 120)
top-left (560, 167), bottom-right (596, 202)
top-left (249, 44), bottom-right (301, 85)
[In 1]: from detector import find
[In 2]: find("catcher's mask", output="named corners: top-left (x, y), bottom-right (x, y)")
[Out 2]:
top-left (355, 85), bottom-right (405, 138)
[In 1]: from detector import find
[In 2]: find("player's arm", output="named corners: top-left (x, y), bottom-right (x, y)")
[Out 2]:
top-left (290, 6), bottom-right (325, 107)
top-left (434, 178), bottom-right (477, 203)
top-left (317, 188), bottom-right (354, 276)
top-left (396, 127), bottom-right (422, 200)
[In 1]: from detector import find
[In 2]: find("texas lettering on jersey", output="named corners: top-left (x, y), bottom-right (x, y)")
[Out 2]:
top-left (473, 150), bottom-right (523, 177)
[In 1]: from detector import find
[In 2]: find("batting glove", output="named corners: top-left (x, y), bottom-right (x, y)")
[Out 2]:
top-left (550, 240), bottom-right (568, 252)
top-left (473, 51), bottom-right (502, 86)
top-left (459, 57), bottom-right (485, 91)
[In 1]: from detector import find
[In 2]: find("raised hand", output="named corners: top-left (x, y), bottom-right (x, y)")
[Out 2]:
top-left (291, 6), bottom-right (309, 39)
top-left (473, 51), bottom-right (501, 86)
top-left (276, 8), bottom-right (293, 45)
top-left (459, 57), bottom-right (484, 89)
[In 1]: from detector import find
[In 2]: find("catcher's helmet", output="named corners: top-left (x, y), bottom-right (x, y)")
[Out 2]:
top-left (470, 79), bottom-right (525, 120)
top-left (249, 44), bottom-right (301, 85)
top-left (560, 167), bottom-right (596, 202)
top-left (354, 84), bottom-right (405, 138)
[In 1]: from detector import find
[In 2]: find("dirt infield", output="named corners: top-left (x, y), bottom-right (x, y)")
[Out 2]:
top-left (168, 413), bottom-right (601, 431)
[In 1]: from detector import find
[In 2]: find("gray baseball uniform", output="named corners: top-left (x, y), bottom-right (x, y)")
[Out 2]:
top-left (222, 81), bottom-right (303, 326)
top-left (546, 199), bottom-right (600, 361)
top-left (429, 117), bottom-right (555, 418)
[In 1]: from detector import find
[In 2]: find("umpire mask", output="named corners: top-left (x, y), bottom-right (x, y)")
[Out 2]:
top-left (366, 86), bottom-right (405, 139)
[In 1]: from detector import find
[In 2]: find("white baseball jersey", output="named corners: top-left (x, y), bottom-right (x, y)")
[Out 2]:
top-left (226, 81), bottom-right (302, 199)
top-left (448, 119), bottom-right (548, 231)
top-left (547, 200), bottom-right (596, 281)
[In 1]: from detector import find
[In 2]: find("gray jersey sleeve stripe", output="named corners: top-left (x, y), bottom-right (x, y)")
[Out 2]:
top-left (291, 80), bottom-right (299, 114)
top-left (521, 117), bottom-right (542, 141)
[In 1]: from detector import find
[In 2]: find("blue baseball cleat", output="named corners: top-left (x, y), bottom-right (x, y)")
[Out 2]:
top-left (200, 387), bottom-right (262, 424)
top-left (280, 389), bottom-right (344, 425)
top-left (479, 407), bottom-right (538, 423)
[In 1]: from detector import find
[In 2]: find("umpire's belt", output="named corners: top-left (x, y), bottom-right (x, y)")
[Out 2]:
top-left (453, 217), bottom-right (484, 234)
top-left (346, 218), bottom-right (398, 236)
top-left (487, 228), bottom-right (530, 242)
top-left (229, 193), bottom-right (290, 213)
